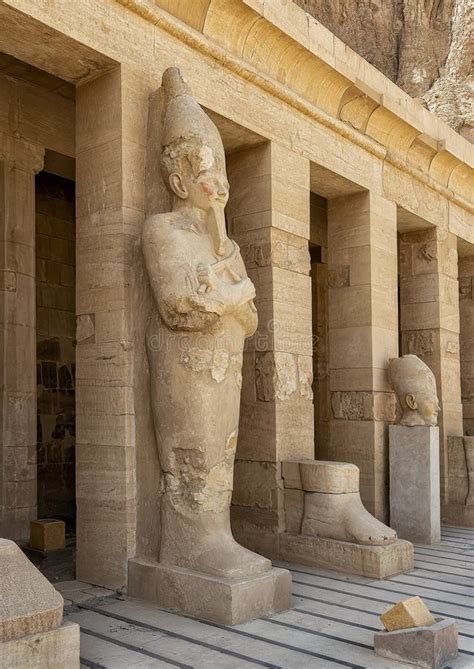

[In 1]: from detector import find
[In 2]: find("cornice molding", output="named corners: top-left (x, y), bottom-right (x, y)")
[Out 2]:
top-left (115, 0), bottom-right (473, 215)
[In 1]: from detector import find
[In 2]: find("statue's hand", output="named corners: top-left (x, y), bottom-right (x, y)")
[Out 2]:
top-left (196, 263), bottom-right (255, 313)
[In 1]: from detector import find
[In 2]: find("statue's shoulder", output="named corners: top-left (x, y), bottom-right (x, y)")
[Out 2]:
top-left (143, 212), bottom-right (181, 246)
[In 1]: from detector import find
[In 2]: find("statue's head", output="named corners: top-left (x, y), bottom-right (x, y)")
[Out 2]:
top-left (388, 354), bottom-right (440, 427)
top-left (160, 68), bottom-right (229, 254)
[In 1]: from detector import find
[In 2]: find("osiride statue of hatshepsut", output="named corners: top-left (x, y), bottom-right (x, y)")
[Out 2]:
top-left (128, 68), bottom-right (292, 623)
top-left (0, 0), bottom-right (472, 664)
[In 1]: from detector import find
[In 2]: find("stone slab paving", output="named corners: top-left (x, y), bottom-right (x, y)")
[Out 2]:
top-left (61, 525), bottom-right (474, 668)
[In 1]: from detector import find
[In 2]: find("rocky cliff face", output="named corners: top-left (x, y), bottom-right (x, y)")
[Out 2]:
top-left (294, 0), bottom-right (472, 139)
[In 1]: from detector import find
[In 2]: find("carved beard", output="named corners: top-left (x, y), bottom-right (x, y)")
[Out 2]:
top-left (208, 202), bottom-right (228, 256)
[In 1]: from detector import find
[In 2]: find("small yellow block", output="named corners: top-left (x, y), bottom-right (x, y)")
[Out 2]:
top-left (30, 519), bottom-right (66, 552)
top-left (381, 596), bottom-right (436, 632)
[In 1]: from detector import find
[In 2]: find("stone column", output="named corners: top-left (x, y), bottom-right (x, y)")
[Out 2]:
top-left (399, 228), bottom-right (463, 501)
top-left (459, 255), bottom-right (474, 436)
top-left (226, 142), bottom-right (313, 556)
top-left (75, 66), bottom-right (148, 588)
top-left (0, 136), bottom-right (44, 541)
top-left (327, 191), bottom-right (398, 521)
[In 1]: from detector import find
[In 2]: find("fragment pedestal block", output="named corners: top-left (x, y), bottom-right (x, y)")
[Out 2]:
top-left (279, 533), bottom-right (414, 579)
top-left (374, 618), bottom-right (458, 669)
top-left (30, 519), bottom-right (66, 552)
top-left (0, 621), bottom-right (80, 669)
top-left (390, 425), bottom-right (441, 544)
top-left (0, 539), bottom-right (80, 668)
top-left (128, 559), bottom-right (291, 625)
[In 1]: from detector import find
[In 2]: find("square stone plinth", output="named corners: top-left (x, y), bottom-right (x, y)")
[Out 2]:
top-left (0, 621), bottom-right (80, 669)
top-left (279, 533), bottom-right (414, 579)
top-left (128, 559), bottom-right (291, 625)
top-left (30, 520), bottom-right (65, 552)
top-left (374, 618), bottom-right (458, 669)
top-left (390, 425), bottom-right (441, 544)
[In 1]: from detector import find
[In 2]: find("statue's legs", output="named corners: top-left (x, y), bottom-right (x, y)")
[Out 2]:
top-left (148, 336), bottom-right (270, 579)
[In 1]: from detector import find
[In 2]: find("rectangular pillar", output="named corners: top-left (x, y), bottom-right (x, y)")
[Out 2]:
top-left (75, 66), bottom-right (147, 588)
top-left (459, 255), bottom-right (474, 436)
top-left (226, 142), bottom-right (312, 556)
top-left (0, 136), bottom-right (43, 541)
top-left (399, 228), bottom-right (463, 502)
top-left (327, 191), bottom-right (398, 521)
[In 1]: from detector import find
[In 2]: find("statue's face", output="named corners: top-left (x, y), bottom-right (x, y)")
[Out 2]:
top-left (185, 164), bottom-right (229, 211)
top-left (415, 390), bottom-right (440, 426)
top-left (169, 145), bottom-right (229, 211)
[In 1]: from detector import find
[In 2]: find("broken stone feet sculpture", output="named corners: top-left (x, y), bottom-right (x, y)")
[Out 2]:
top-left (281, 460), bottom-right (413, 579)
top-left (303, 491), bottom-right (396, 545)
top-left (128, 67), bottom-right (291, 624)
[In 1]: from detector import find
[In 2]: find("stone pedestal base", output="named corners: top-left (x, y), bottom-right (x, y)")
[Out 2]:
top-left (390, 425), bottom-right (441, 544)
top-left (374, 618), bottom-right (458, 669)
top-left (0, 621), bottom-right (80, 669)
top-left (128, 559), bottom-right (291, 624)
top-left (280, 533), bottom-right (414, 579)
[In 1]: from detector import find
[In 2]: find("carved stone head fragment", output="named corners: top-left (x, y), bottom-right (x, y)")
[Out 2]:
top-left (388, 354), bottom-right (440, 427)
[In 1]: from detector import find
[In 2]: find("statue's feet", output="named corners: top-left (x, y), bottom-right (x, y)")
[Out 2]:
top-left (161, 533), bottom-right (271, 579)
top-left (191, 536), bottom-right (271, 579)
top-left (302, 492), bottom-right (396, 546)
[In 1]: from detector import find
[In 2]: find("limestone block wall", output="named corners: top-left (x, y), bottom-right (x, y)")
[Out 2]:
top-left (399, 227), bottom-right (463, 500)
top-left (226, 141), bottom-right (314, 558)
top-left (0, 61), bottom-right (74, 541)
top-left (327, 192), bottom-right (399, 521)
top-left (35, 171), bottom-right (75, 526)
top-left (459, 256), bottom-right (474, 435)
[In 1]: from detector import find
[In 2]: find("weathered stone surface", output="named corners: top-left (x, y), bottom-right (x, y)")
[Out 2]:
top-left (302, 491), bottom-right (397, 546)
top-left (0, 621), bottom-right (80, 669)
top-left (300, 461), bottom-right (359, 494)
top-left (374, 617), bottom-right (458, 669)
top-left (390, 425), bottom-right (441, 544)
top-left (128, 560), bottom-right (291, 625)
top-left (380, 596), bottom-right (436, 632)
top-left (280, 533), bottom-right (413, 580)
top-left (294, 0), bottom-right (471, 137)
top-left (0, 539), bottom-right (63, 642)
top-left (389, 355), bottom-right (440, 427)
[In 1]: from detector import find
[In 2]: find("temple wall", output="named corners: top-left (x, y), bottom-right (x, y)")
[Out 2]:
top-left (460, 255), bottom-right (474, 436)
top-left (0, 0), bottom-right (472, 586)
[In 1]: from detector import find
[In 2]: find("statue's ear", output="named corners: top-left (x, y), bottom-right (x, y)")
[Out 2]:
top-left (169, 172), bottom-right (187, 199)
top-left (406, 393), bottom-right (417, 411)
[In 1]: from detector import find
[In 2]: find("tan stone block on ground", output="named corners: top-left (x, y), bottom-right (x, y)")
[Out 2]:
top-left (381, 596), bottom-right (436, 632)
top-left (0, 621), bottom-right (80, 669)
top-left (0, 539), bottom-right (63, 642)
top-left (30, 519), bottom-right (65, 552)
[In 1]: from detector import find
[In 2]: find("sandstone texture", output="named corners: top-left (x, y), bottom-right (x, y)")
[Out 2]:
top-left (294, 0), bottom-right (472, 138)
top-left (30, 520), bottom-right (66, 552)
top-left (390, 425), bottom-right (441, 544)
top-left (375, 617), bottom-right (458, 669)
top-left (0, 539), bottom-right (63, 641)
top-left (381, 596), bottom-right (436, 631)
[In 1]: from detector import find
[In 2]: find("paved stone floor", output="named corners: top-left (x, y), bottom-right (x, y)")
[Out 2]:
top-left (61, 525), bottom-right (474, 668)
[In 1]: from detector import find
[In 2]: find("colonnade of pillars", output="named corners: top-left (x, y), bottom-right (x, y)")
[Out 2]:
top-left (0, 75), bottom-right (471, 586)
